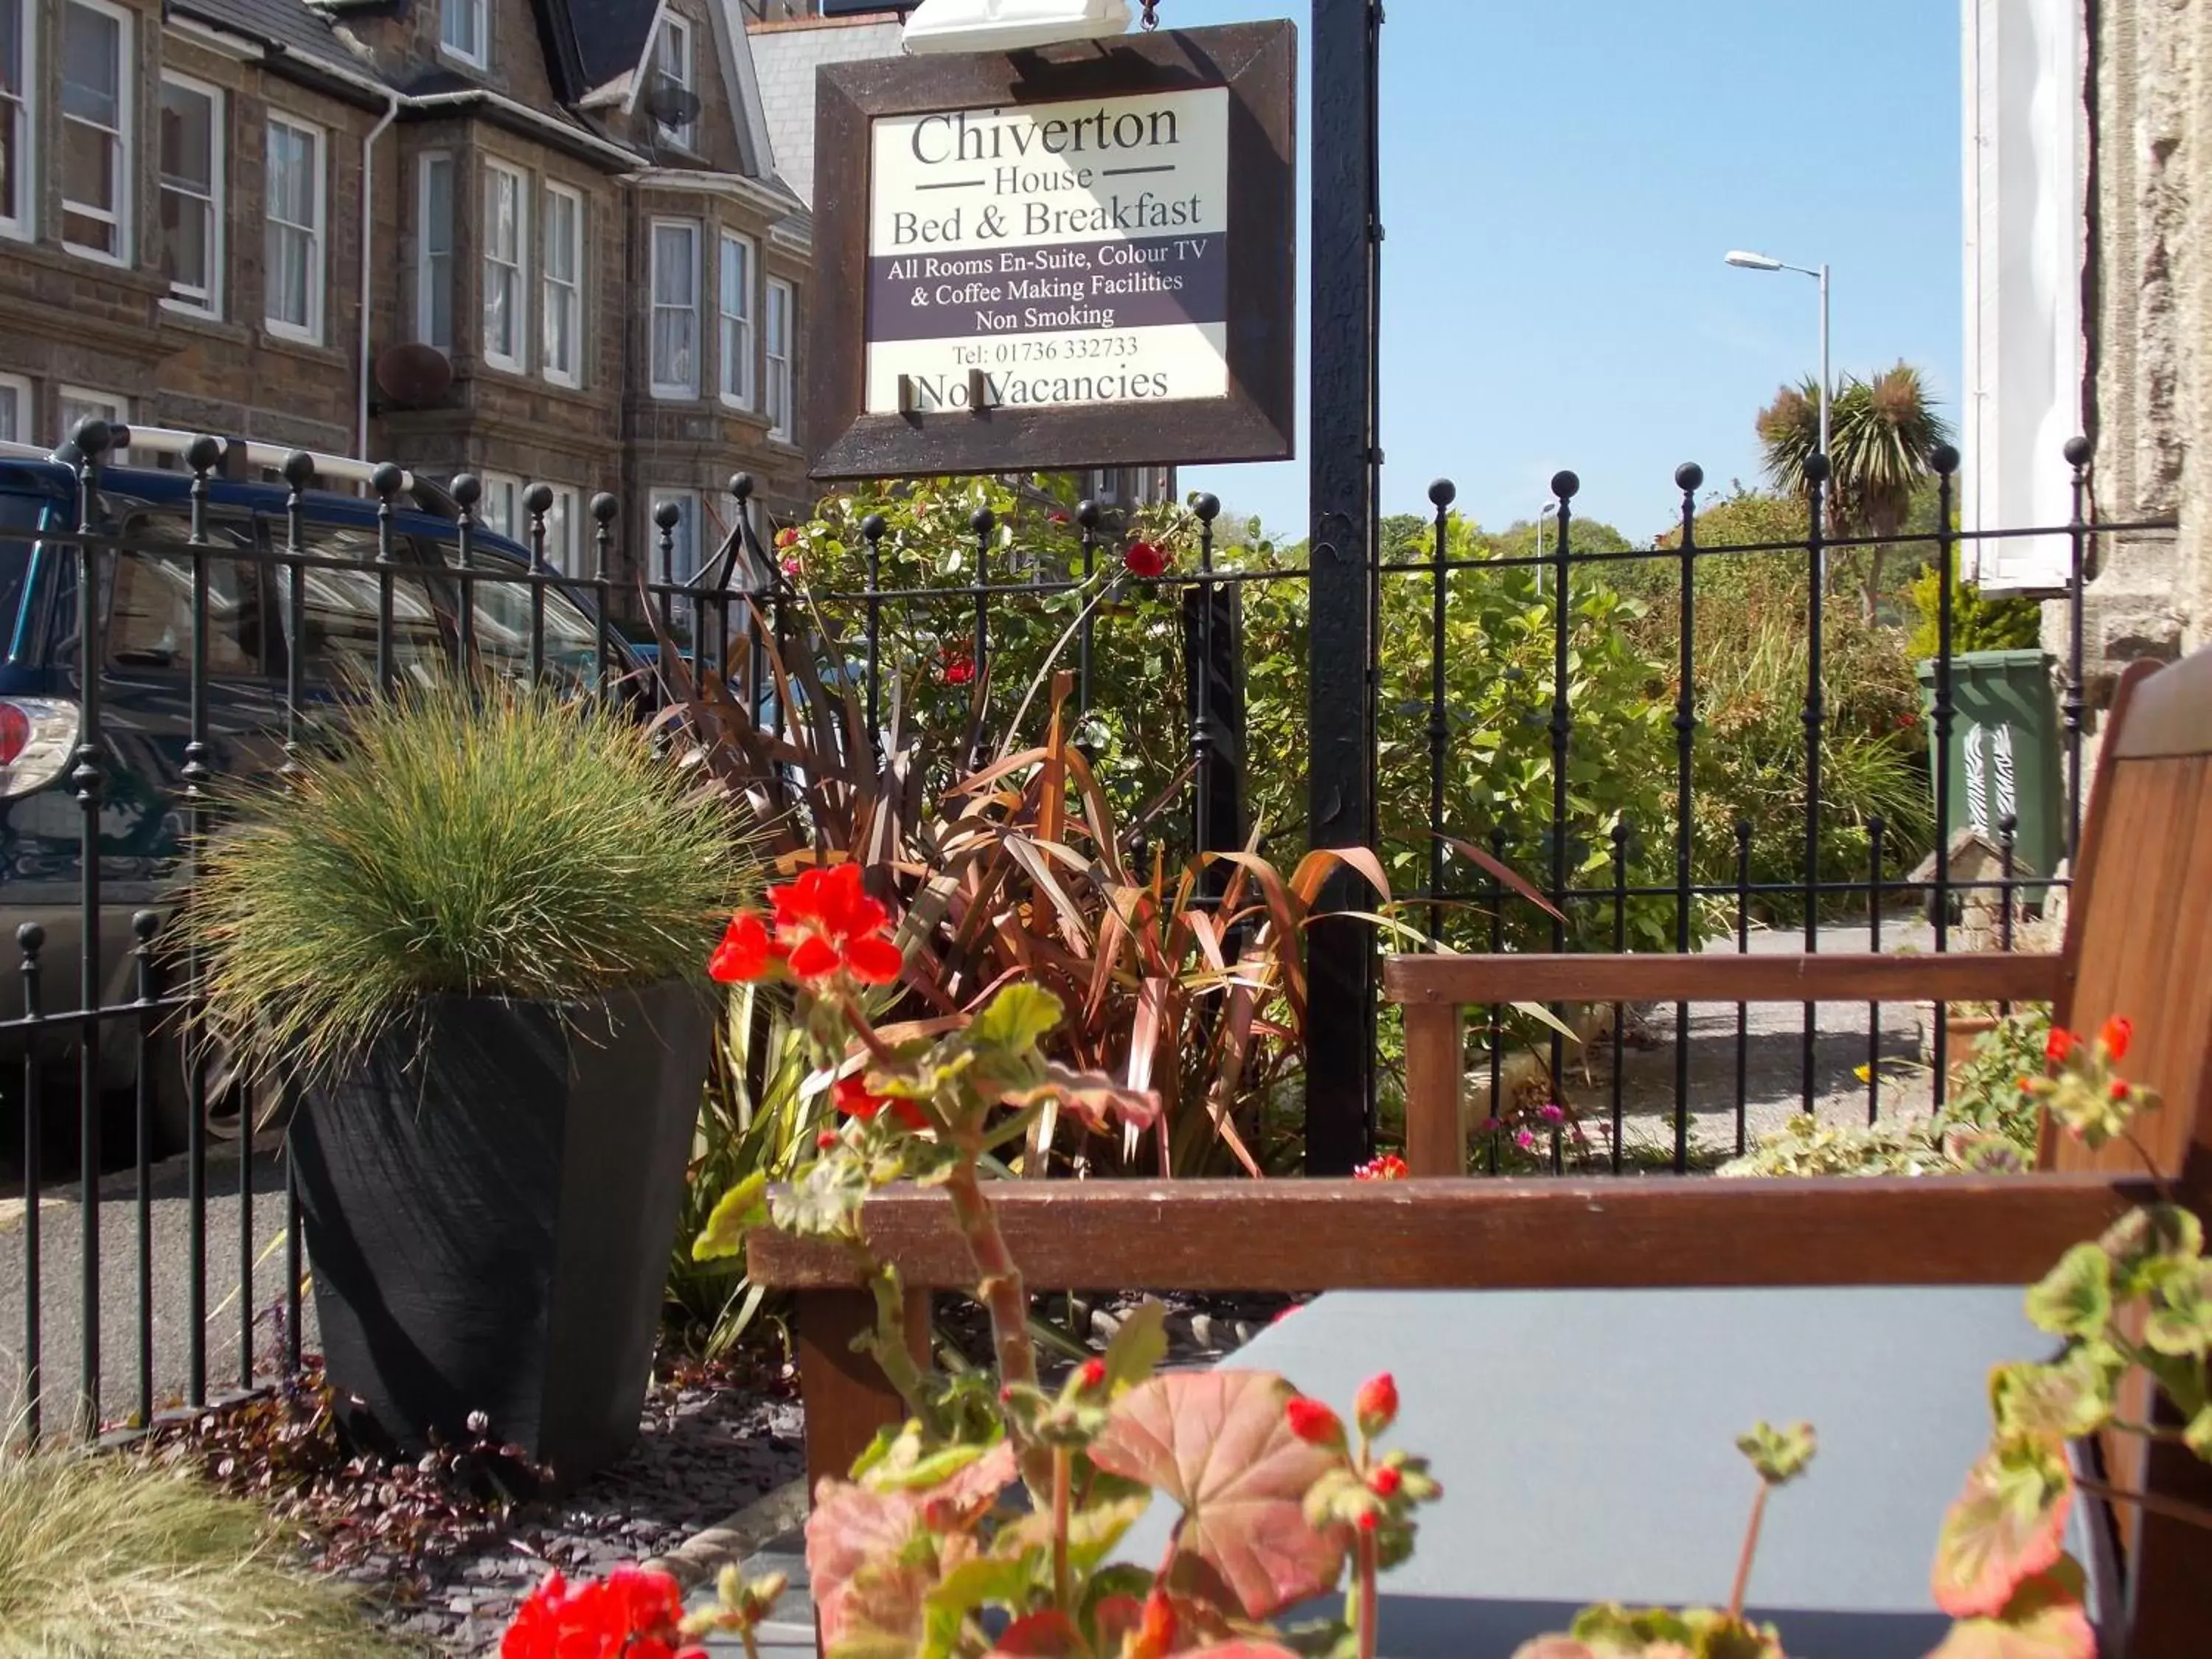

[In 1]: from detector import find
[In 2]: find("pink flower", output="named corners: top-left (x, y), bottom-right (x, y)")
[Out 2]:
top-left (1514, 1127), bottom-right (1537, 1152)
top-left (1537, 1102), bottom-right (1565, 1125)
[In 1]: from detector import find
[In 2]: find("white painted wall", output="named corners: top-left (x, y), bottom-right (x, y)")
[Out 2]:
top-left (1961, 0), bottom-right (2087, 589)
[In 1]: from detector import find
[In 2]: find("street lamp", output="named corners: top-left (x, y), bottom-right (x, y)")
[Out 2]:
top-left (1724, 249), bottom-right (1831, 473)
top-left (1534, 501), bottom-right (1558, 595)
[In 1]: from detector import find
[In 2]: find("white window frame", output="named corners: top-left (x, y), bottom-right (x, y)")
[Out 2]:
top-left (57, 385), bottom-right (127, 456)
top-left (439, 0), bottom-right (488, 69)
top-left (0, 0), bottom-right (36, 241)
top-left (717, 229), bottom-right (754, 409)
top-left (481, 159), bottom-right (528, 372)
top-left (416, 150), bottom-right (454, 349)
top-left (540, 181), bottom-right (583, 388)
top-left (263, 114), bottom-right (326, 344)
top-left (649, 218), bottom-right (700, 400)
top-left (478, 470), bottom-right (523, 540)
top-left (650, 14), bottom-right (697, 152)
top-left (535, 482), bottom-right (581, 574)
top-left (157, 72), bottom-right (223, 316)
top-left (60, 0), bottom-right (131, 265)
top-left (765, 276), bottom-right (794, 442)
top-left (0, 372), bottom-right (31, 444)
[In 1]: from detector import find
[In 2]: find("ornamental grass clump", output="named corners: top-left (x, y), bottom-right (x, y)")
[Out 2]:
top-left (0, 1431), bottom-right (399, 1659)
top-left (189, 675), bottom-right (754, 1085)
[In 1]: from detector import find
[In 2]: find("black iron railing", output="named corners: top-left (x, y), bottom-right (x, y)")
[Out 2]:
top-left (0, 418), bottom-right (2174, 1444)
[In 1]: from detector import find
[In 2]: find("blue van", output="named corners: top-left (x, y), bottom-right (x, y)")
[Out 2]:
top-left (0, 428), bottom-right (640, 1165)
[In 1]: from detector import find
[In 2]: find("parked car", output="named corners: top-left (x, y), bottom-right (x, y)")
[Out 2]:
top-left (0, 428), bottom-right (643, 1169)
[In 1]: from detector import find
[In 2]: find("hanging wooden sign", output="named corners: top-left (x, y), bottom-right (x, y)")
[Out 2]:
top-left (805, 21), bottom-right (1295, 480)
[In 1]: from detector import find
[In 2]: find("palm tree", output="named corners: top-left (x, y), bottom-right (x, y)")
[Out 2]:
top-left (1757, 361), bottom-right (1955, 620)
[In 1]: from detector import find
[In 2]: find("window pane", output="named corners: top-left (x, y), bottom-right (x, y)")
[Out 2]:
top-left (159, 83), bottom-right (215, 299)
top-left (0, 384), bottom-right (18, 444)
top-left (421, 157), bottom-right (453, 350)
top-left (0, 1), bottom-right (20, 95)
top-left (267, 125), bottom-right (310, 224)
top-left (62, 5), bottom-right (119, 126)
top-left (441, 0), bottom-right (483, 58)
top-left (108, 515), bottom-right (265, 677)
top-left (281, 525), bottom-right (447, 689)
top-left (62, 120), bottom-right (113, 215)
top-left (422, 156), bottom-right (452, 252)
top-left (159, 83), bottom-right (212, 189)
top-left (653, 225), bottom-right (695, 303)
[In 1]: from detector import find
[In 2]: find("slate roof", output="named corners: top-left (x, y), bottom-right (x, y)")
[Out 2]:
top-left (746, 15), bottom-right (902, 208)
top-left (564, 0), bottom-right (661, 92)
top-left (169, 0), bottom-right (365, 79)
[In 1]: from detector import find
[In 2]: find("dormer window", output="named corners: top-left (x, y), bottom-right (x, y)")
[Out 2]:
top-left (650, 14), bottom-right (695, 153)
top-left (441, 0), bottom-right (489, 69)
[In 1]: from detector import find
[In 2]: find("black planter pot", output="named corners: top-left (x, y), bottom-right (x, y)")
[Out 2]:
top-left (289, 978), bottom-right (708, 1491)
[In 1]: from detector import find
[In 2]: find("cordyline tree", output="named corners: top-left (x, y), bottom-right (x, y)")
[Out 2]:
top-left (1757, 361), bottom-right (1955, 622)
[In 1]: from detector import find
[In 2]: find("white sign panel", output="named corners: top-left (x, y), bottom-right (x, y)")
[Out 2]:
top-left (863, 87), bottom-right (1231, 416)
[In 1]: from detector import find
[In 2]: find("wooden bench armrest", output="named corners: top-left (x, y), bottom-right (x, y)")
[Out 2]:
top-left (747, 1173), bottom-right (2139, 1293)
top-left (1382, 951), bottom-right (2065, 1008)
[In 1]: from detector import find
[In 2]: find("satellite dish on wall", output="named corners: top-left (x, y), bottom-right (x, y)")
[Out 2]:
top-left (642, 75), bottom-right (702, 132)
top-left (375, 343), bottom-right (455, 409)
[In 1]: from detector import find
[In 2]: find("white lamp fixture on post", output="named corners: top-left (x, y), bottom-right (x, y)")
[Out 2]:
top-left (902, 0), bottom-right (1133, 54)
top-left (1723, 248), bottom-right (1831, 471)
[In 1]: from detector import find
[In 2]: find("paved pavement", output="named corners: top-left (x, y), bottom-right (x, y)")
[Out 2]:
top-left (0, 1142), bottom-right (313, 1429)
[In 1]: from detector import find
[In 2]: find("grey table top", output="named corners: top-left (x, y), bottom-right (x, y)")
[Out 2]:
top-left (1118, 1286), bottom-right (2102, 1659)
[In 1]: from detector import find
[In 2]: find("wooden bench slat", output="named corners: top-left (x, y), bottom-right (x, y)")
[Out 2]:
top-left (748, 1175), bottom-right (2146, 1293)
top-left (1382, 951), bottom-right (2065, 1007)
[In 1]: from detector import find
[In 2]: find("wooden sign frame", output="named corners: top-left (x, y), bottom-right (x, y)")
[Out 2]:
top-left (805, 21), bottom-right (1296, 481)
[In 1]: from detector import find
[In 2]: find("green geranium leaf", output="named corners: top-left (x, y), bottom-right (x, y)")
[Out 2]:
top-left (970, 984), bottom-right (1065, 1057)
top-left (2025, 1245), bottom-right (2112, 1340)
top-left (1100, 1299), bottom-right (1169, 1395)
top-left (1923, 1562), bottom-right (2096, 1659)
top-left (2185, 1406), bottom-right (2212, 1461)
top-left (770, 1155), bottom-right (870, 1241)
top-left (692, 1170), bottom-right (768, 1263)
top-left (1931, 1439), bottom-right (2075, 1620)
top-left (2143, 1259), bottom-right (2212, 1358)
top-left (1736, 1421), bottom-right (1818, 1486)
top-left (2098, 1206), bottom-right (2203, 1287)
top-left (1989, 1355), bottom-right (2113, 1442)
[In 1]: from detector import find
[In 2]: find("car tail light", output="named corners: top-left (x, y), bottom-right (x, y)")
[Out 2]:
top-left (0, 698), bottom-right (80, 801)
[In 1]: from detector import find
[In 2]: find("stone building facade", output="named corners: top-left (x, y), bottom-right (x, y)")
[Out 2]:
top-left (0, 0), bottom-right (815, 602)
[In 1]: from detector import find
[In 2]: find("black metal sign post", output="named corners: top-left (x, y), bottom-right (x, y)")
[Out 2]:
top-left (1304, 0), bottom-right (1382, 1172)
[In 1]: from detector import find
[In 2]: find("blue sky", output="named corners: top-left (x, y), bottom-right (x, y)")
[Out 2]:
top-left (1170, 0), bottom-right (1963, 543)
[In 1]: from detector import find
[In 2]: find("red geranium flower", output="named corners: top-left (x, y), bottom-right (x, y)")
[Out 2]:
top-left (1368, 1464), bottom-right (1402, 1498)
top-left (1124, 540), bottom-right (1167, 578)
top-left (2099, 1015), bottom-right (2133, 1062)
top-left (708, 913), bottom-right (783, 984)
top-left (1049, 510), bottom-right (1071, 526)
top-left (1354, 1372), bottom-right (1399, 1436)
top-left (2046, 1026), bottom-right (2080, 1065)
top-left (1076, 1357), bottom-right (1107, 1392)
top-left (835, 1073), bottom-right (928, 1132)
top-left (774, 526), bottom-right (800, 549)
top-left (1352, 1152), bottom-right (1408, 1181)
top-left (1284, 1395), bottom-right (1345, 1450)
top-left (502, 1567), bottom-right (703, 1659)
top-left (771, 863), bottom-right (905, 985)
top-left (942, 643), bottom-right (977, 686)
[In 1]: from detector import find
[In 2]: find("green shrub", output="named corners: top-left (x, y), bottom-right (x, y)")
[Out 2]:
top-left (1905, 552), bottom-right (2043, 659)
top-left (189, 675), bottom-right (756, 1084)
top-left (0, 1436), bottom-right (398, 1658)
top-left (1717, 1114), bottom-right (1956, 1178)
top-left (1938, 1005), bottom-right (2051, 1160)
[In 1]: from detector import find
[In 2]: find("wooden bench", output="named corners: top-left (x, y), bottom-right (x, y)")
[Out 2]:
top-left (747, 649), bottom-right (2212, 1654)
